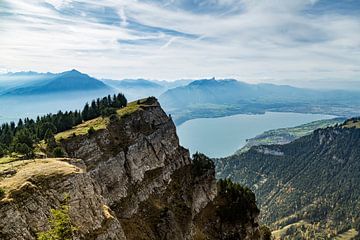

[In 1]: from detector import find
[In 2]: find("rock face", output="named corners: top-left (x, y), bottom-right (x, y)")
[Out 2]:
top-left (0, 98), bottom-right (262, 240)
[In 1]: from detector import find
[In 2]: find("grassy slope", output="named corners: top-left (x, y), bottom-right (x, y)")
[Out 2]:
top-left (343, 118), bottom-right (360, 129)
top-left (237, 118), bottom-right (345, 153)
top-left (55, 98), bottom-right (150, 141)
top-left (1, 98), bottom-right (153, 172)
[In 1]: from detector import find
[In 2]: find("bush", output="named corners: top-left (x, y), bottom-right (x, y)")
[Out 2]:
top-left (101, 107), bottom-right (117, 117)
top-left (37, 202), bottom-right (76, 240)
top-left (87, 127), bottom-right (96, 135)
top-left (192, 152), bottom-right (214, 177)
top-left (15, 143), bottom-right (34, 159)
top-left (109, 114), bottom-right (119, 122)
top-left (217, 179), bottom-right (259, 223)
top-left (53, 147), bottom-right (65, 158)
top-left (260, 225), bottom-right (272, 240)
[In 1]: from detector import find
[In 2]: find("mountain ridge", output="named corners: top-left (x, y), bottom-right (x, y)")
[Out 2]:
top-left (2, 69), bottom-right (112, 96)
top-left (215, 118), bottom-right (360, 239)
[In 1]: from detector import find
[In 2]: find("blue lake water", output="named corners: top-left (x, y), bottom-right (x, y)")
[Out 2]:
top-left (176, 112), bottom-right (336, 158)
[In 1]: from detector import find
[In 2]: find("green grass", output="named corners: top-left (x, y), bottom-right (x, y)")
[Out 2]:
top-left (55, 117), bottom-right (109, 141)
top-left (55, 98), bottom-right (156, 141)
top-left (0, 156), bottom-right (18, 165)
top-left (0, 152), bottom-right (25, 165)
top-left (116, 101), bottom-right (142, 117)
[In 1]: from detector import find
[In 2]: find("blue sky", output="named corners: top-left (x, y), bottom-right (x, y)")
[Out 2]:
top-left (0, 0), bottom-right (359, 88)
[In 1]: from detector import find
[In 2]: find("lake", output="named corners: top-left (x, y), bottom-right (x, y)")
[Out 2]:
top-left (176, 112), bottom-right (336, 158)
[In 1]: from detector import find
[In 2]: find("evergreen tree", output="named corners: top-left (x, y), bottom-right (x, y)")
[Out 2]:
top-left (17, 119), bottom-right (24, 129)
top-left (82, 103), bottom-right (90, 121)
top-left (12, 128), bottom-right (34, 149)
top-left (0, 144), bottom-right (6, 158)
top-left (44, 129), bottom-right (57, 150)
top-left (15, 143), bottom-right (34, 158)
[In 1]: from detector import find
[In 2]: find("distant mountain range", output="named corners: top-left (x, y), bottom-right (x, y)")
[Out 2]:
top-left (1, 71), bottom-right (360, 125)
top-left (0, 70), bottom-right (189, 100)
top-left (159, 79), bottom-right (360, 124)
top-left (1, 70), bottom-right (110, 95)
top-left (215, 118), bottom-right (360, 239)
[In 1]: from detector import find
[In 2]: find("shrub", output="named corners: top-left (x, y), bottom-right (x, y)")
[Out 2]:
top-left (87, 127), bottom-right (96, 135)
top-left (109, 114), bottom-right (119, 122)
top-left (192, 152), bottom-right (214, 177)
top-left (101, 107), bottom-right (116, 117)
top-left (217, 179), bottom-right (259, 223)
top-left (15, 143), bottom-right (34, 159)
top-left (37, 202), bottom-right (76, 240)
top-left (260, 225), bottom-right (272, 240)
top-left (53, 147), bottom-right (65, 158)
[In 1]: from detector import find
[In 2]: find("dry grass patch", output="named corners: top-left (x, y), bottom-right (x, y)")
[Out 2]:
top-left (343, 120), bottom-right (360, 129)
top-left (0, 158), bottom-right (82, 195)
top-left (335, 229), bottom-right (359, 240)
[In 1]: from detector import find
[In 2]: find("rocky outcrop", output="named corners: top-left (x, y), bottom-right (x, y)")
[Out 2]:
top-left (0, 98), bottom-right (262, 240)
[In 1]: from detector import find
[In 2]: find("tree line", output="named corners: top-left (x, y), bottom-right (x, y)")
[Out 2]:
top-left (0, 93), bottom-right (127, 158)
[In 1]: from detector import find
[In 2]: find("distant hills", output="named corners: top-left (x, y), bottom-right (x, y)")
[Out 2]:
top-left (159, 79), bottom-right (360, 124)
top-left (1, 72), bottom-right (360, 125)
top-left (215, 118), bottom-right (360, 239)
top-left (236, 117), bottom-right (346, 154)
top-left (2, 70), bottom-right (111, 95)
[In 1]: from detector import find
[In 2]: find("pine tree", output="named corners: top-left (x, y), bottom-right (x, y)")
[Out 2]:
top-left (82, 103), bottom-right (90, 121)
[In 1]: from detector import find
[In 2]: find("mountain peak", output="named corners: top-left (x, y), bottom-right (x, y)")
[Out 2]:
top-left (62, 69), bottom-right (84, 76)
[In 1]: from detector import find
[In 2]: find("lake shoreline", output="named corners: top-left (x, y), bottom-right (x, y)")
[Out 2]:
top-left (177, 111), bottom-right (339, 158)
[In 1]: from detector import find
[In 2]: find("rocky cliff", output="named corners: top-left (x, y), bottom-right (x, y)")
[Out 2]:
top-left (0, 98), bottom-right (264, 240)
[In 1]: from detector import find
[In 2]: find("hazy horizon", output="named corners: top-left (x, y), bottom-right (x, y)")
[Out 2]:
top-left (1, 69), bottom-right (360, 91)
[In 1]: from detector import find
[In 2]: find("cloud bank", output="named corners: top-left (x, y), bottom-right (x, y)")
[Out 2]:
top-left (0, 0), bottom-right (359, 87)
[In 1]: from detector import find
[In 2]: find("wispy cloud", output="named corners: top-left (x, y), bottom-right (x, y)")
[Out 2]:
top-left (0, 0), bottom-right (359, 87)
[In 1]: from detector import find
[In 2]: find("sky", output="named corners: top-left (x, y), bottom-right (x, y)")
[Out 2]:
top-left (0, 0), bottom-right (359, 88)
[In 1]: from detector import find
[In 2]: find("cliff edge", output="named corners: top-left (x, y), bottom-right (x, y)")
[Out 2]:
top-left (0, 97), bottom-right (264, 240)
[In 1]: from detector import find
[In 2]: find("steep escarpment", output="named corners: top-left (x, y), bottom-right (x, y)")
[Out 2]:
top-left (0, 98), bottom-right (264, 240)
top-left (216, 119), bottom-right (360, 239)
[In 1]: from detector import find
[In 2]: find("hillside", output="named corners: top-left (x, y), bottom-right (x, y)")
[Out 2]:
top-left (216, 118), bottom-right (360, 239)
top-left (0, 97), bottom-right (268, 240)
top-left (237, 117), bottom-right (346, 153)
top-left (159, 79), bottom-right (360, 124)
top-left (2, 70), bottom-right (112, 96)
